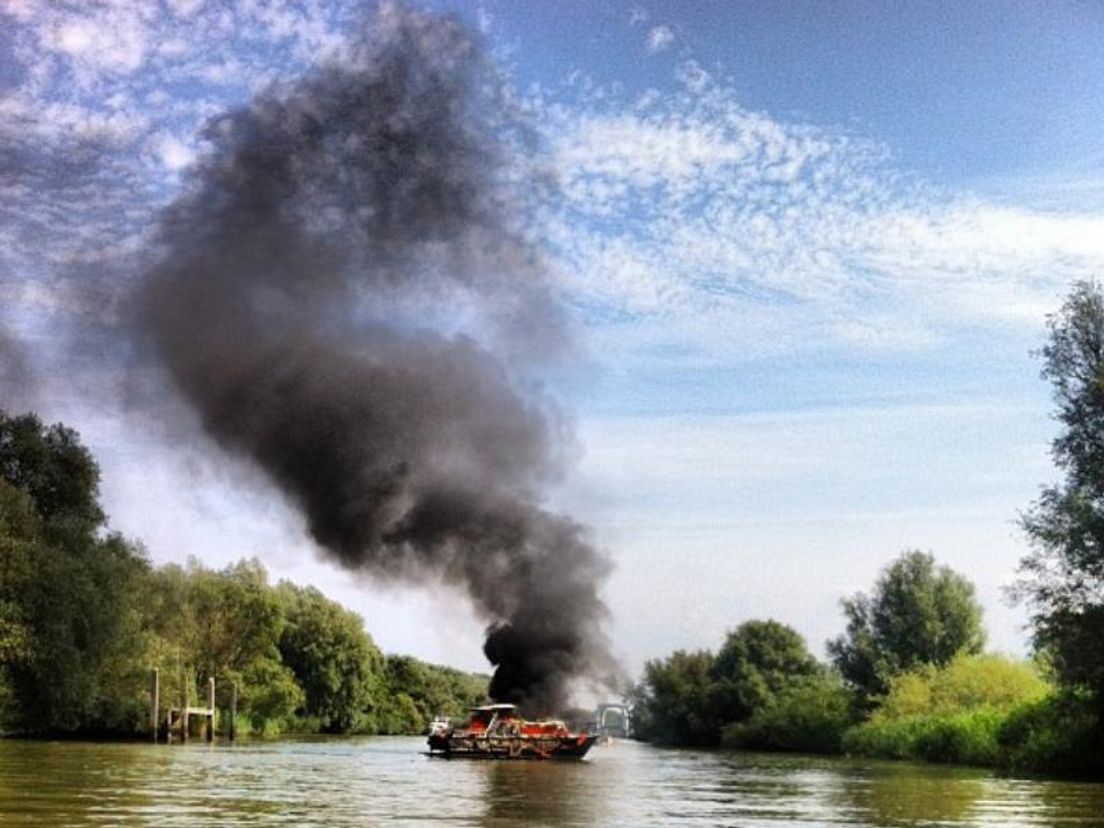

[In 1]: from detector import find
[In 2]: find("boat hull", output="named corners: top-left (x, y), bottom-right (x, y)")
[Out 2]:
top-left (427, 732), bottom-right (598, 760)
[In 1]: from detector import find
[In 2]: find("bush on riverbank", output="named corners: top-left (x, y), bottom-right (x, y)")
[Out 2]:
top-left (839, 654), bottom-right (1051, 766)
top-left (721, 673), bottom-right (855, 753)
top-left (841, 693), bottom-right (1104, 775)
top-left (842, 708), bottom-right (1006, 766)
top-left (997, 692), bottom-right (1104, 776)
top-left (875, 654), bottom-right (1049, 719)
top-left (632, 621), bottom-right (1069, 774)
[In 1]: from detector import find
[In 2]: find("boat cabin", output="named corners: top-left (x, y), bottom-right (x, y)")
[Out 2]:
top-left (466, 704), bottom-right (519, 733)
top-left (463, 704), bottom-right (571, 738)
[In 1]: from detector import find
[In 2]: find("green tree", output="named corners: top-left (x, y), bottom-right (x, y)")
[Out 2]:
top-left (376, 691), bottom-right (423, 735)
top-left (0, 482), bottom-right (36, 665)
top-left (0, 480), bottom-right (40, 728)
top-left (630, 650), bottom-right (719, 746)
top-left (710, 620), bottom-right (820, 726)
top-left (1020, 280), bottom-right (1104, 711)
top-left (376, 655), bottom-right (489, 734)
top-left (7, 522), bottom-right (150, 733)
top-left (0, 413), bottom-right (150, 734)
top-left (0, 411), bottom-right (497, 737)
top-left (828, 550), bottom-right (985, 700)
top-left (721, 672), bottom-right (854, 754)
top-left (145, 559), bottom-right (303, 733)
top-left (0, 412), bottom-right (104, 528)
top-left (277, 582), bottom-right (384, 733)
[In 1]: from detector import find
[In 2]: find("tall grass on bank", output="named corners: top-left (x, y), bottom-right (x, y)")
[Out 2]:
top-left (843, 708), bottom-right (1006, 766)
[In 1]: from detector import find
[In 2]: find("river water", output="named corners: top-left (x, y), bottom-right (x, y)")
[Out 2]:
top-left (1, 737), bottom-right (1102, 827)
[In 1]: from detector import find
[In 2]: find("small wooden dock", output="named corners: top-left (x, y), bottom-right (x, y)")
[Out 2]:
top-left (149, 669), bottom-right (237, 744)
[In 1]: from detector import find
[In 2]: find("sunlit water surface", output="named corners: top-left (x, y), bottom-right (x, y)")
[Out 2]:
top-left (1, 737), bottom-right (1102, 827)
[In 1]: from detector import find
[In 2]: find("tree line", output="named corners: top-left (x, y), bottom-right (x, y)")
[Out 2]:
top-left (6, 279), bottom-right (1104, 773)
top-left (0, 412), bottom-right (487, 737)
top-left (630, 280), bottom-right (1104, 777)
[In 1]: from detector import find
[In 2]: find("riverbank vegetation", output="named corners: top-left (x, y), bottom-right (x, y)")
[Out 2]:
top-left (630, 564), bottom-right (1100, 774)
top-left (7, 282), bottom-right (1104, 780)
top-left (0, 412), bottom-right (487, 738)
top-left (633, 281), bottom-right (1104, 779)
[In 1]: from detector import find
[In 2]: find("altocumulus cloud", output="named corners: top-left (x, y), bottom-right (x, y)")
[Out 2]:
top-left (3, 1), bottom-right (1103, 375)
top-left (533, 60), bottom-right (1104, 362)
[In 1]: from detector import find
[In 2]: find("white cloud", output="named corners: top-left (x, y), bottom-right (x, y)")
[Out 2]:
top-left (157, 38), bottom-right (190, 58)
top-left (44, 6), bottom-right (151, 77)
top-left (0, 0), bottom-right (36, 23)
top-left (152, 133), bottom-right (196, 171)
top-left (165, 0), bottom-right (206, 18)
top-left (646, 24), bottom-right (674, 53)
top-left (0, 0), bottom-right (367, 326)
top-left (55, 21), bottom-right (94, 55)
top-left (531, 64), bottom-right (1104, 361)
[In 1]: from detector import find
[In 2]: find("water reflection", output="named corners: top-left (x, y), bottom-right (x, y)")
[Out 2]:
top-left (973, 774), bottom-right (1104, 827)
top-left (828, 760), bottom-right (988, 826)
top-left (479, 758), bottom-right (599, 828)
top-left (1, 737), bottom-right (1103, 826)
top-left (0, 741), bottom-right (165, 825)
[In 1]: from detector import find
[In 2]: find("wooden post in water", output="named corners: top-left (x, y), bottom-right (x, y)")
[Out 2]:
top-left (181, 670), bottom-right (189, 744)
top-left (150, 668), bottom-right (160, 744)
top-left (207, 677), bottom-right (215, 743)
top-left (229, 682), bottom-right (237, 742)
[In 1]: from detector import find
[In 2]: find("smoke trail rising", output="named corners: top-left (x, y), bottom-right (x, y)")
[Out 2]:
top-left (131, 5), bottom-right (615, 712)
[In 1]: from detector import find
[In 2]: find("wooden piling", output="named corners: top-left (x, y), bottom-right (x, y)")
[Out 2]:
top-left (153, 668), bottom-right (230, 746)
top-left (150, 668), bottom-right (160, 743)
top-left (207, 677), bottom-right (215, 742)
top-left (229, 682), bottom-right (237, 742)
top-left (181, 671), bottom-right (189, 744)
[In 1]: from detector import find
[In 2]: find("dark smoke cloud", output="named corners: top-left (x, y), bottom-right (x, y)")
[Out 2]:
top-left (130, 4), bottom-right (617, 712)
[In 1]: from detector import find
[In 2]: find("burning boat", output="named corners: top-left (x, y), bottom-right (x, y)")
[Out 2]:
top-left (427, 703), bottom-right (598, 760)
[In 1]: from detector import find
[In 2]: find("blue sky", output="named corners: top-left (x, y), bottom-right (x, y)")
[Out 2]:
top-left (2, 0), bottom-right (1104, 677)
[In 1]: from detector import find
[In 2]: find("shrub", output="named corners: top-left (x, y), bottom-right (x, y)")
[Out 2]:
top-left (929, 654), bottom-right (1049, 714)
top-left (912, 709), bottom-right (1004, 765)
top-left (997, 692), bottom-right (1103, 776)
top-left (721, 674), bottom-right (855, 753)
top-left (842, 708), bottom-right (1005, 766)
top-left (877, 654), bottom-right (1048, 720)
top-left (843, 655), bottom-right (1053, 767)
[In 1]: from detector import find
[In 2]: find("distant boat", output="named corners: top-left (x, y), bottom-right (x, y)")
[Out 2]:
top-left (426, 703), bottom-right (598, 760)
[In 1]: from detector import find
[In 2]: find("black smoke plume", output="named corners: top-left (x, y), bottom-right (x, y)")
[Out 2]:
top-left (131, 5), bottom-right (615, 712)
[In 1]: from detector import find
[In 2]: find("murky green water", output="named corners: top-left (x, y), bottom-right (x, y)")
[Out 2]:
top-left (1, 737), bottom-right (1102, 827)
